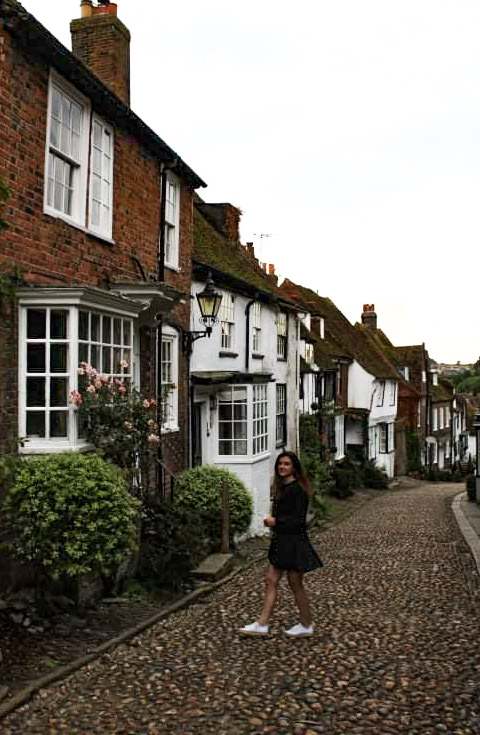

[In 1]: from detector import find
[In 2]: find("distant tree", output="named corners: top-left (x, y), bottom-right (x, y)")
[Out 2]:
top-left (456, 375), bottom-right (480, 395)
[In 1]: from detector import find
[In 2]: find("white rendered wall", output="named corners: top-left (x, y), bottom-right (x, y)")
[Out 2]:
top-left (190, 279), bottom-right (299, 535)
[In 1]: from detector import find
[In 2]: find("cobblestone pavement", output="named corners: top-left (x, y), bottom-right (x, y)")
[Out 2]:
top-left (4, 483), bottom-right (480, 734)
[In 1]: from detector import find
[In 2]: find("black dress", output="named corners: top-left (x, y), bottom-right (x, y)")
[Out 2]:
top-left (268, 480), bottom-right (323, 573)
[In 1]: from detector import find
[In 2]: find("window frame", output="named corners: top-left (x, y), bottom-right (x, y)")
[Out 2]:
top-left (164, 172), bottom-right (181, 270)
top-left (217, 385), bottom-right (248, 457)
top-left (379, 423), bottom-right (388, 453)
top-left (219, 292), bottom-right (236, 352)
top-left (276, 383), bottom-right (287, 446)
top-left (376, 380), bottom-right (385, 407)
top-left (252, 302), bottom-right (262, 354)
top-left (389, 380), bottom-right (397, 406)
top-left (44, 71), bottom-right (90, 228)
top-left (160, 325), bottom-right (179, 432)
top-left (276, 312), bottom-right (288, 360)
top-left (253, 384), bottom-right (268, 455)
top-left (88, 114), bottom-right (114, 239)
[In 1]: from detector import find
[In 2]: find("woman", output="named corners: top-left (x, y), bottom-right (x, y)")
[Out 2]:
top-left (240, 451), bottom-right (322, 638)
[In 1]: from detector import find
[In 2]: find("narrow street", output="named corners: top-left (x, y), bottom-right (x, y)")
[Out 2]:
top-left (4, 483), bottom-right (480, 735)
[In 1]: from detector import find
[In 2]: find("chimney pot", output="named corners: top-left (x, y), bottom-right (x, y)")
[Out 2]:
top-left (268, 264), bottom-right (275, 276)
top-left (80, 0), bottom-right (93, 18)
top-left (361, 304), bottom-right (377, 329)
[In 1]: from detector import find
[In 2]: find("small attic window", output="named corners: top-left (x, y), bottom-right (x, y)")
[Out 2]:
top-left (402, 366), bottom-right (410, 381)
top-left (432, 372), bottom-right (439, 386)
top-left (319, 317), bottom-right (325, 340)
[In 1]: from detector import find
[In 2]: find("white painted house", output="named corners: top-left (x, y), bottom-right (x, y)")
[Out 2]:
top-left (279, 284), bottom-right (399, 478)
top-left (190, 202), bottom-right (300, 534)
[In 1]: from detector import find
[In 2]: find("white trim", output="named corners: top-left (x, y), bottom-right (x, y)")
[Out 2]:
top-left (44, 69), bottom-right (90, 227)
top-left (88, 114), bottom-right (114, 239)
top-left (160, 324), bottom-right (179, 431)
top-left (164, 172), bottom-right (181, 270)
top-left (16, 287), bottom-right (144, 318)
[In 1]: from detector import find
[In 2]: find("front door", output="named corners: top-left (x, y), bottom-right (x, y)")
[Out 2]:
top-left (192, 403), bottom-right (203, 467)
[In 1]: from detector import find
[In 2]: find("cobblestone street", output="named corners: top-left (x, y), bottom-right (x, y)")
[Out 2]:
top-left (4, 483), bottom-right (480, 735)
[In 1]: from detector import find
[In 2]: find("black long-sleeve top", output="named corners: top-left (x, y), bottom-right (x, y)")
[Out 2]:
top-left (272, 480), bottom-right (308, 535)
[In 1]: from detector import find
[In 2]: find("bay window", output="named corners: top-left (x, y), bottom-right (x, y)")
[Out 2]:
top-left (253, 384), bottom-right (268, 455)
top-left (217, 383), bottom-right (270, 458)
top-left (18, 290), bottom-right (138, 453)
top-left (218, 386), bottom-right (248, 456)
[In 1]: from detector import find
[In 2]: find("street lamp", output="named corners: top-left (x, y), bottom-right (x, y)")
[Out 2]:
top-left (182, 272), bottom-right (222, 355)
top-left (474, 411), bottom-right (480, 502)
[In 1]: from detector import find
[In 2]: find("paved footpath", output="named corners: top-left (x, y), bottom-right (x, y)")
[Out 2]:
top-left (4, 483), bottom-right (480, 735)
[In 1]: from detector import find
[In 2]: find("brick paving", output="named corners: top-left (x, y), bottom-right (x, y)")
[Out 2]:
top-left (4, 483), bottom-right (480, 734)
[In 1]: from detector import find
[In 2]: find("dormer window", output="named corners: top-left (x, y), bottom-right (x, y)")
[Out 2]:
top-left (402, 366), bottom-right (410, 381)
top-left (432, 372), bottom-right (439, 386)
top-left (319, 317), bottom-right (325, 340)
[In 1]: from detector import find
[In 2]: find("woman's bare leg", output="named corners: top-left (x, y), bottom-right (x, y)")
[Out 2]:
top-left (287, 571), bottom-right (312, 627)
top-left (258, 565), bottom-right (283, 625)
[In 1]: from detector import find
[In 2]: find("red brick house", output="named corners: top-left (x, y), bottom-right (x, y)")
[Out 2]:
top-left (0, 0), bottom-right (205, 482)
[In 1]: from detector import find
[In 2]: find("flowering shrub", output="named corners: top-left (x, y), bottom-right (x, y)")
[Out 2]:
top-left (72, 363), bottom-right (163, 494)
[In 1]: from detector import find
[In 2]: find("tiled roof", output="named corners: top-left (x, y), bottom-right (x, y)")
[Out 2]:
top-left (193, 207), bottom-right (297, 306)
top-left (279, 280), bottom-right (398, 379)
top-left (432, 378), bottom-right (454, 403)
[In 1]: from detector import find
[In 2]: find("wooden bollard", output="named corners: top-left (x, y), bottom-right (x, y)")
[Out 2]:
top-left (220, 482), bottom-right (230, 554)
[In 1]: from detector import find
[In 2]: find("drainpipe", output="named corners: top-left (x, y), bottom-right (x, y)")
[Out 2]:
top-left (244, 294), bottom-right (259, 370)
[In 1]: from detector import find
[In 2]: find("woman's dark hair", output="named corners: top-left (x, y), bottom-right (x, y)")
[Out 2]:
top-left (273, 451), bottom-right (313, 498)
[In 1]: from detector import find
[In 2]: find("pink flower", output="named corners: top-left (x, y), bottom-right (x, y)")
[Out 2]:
top-left (147, 434), bottom-right (161, 446)
top-left (94, 378), bottom-right (103, 389)
top-left (86, 385), bottom-right (96, 394)
top-left (69, 390), bottom-right (83, 407)
top-left (143, 399), bottom-right (151, 409)
top-left (77, 367), bottom-right (85, 376)
top-left (149, 399), bottom-right (157, 407)
top-left (118, 384), bottom-right (127, 395)
top-left (124, 421), bottom-right (133, 431)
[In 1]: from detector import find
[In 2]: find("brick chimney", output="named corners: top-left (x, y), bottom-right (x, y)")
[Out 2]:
top-left (70, 1), bottom-right (131, 106)
top-left (361, 304), bottom-right (377, 329)
top-left (196, 203), bottom-right (241, 242)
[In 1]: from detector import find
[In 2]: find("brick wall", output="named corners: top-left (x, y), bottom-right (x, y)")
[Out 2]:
top-left (0, 25), bottom-right (194, 473)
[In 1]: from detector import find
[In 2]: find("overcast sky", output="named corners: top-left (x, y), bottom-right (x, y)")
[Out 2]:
top-left (27, 0), bottom-right (480, 362)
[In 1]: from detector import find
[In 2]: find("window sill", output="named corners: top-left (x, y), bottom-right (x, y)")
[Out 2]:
top-left (161, 425), bottom-right (179, 435)
top-left (19, 441), bottom-right (94, 455)
top-left (276, 440), bottom-right (286, 449)
top-left (277, 357), bottom-right (287, 362)
top-left (165, 263), bottom-right (181, 273)
top-left (43, 209), bottom-right (115, 245)
top-left (215, 452), bottom-right (271, 465)
top-left (219, 351), bottom-right (239, 358)
top-left (252, 353), bottom-right (264, 360)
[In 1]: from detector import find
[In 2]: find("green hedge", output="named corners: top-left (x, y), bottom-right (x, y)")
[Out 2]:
top-left (172, 466), bottom-right (252, 548)
top-left (2, 453), bottom-right (140, 581)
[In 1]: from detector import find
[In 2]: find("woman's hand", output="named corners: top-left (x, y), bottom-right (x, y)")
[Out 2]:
top-left (263, 515), bottom-right (276, 528)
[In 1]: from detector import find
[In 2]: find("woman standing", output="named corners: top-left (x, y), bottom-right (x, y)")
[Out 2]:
top-left (240, 451), bottom-right (322, 637)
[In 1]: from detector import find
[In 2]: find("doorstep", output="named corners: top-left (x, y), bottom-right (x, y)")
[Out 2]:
top-left (191, 553), bottom-right (234, 582)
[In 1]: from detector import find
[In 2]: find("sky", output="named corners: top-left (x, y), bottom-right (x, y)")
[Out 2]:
top-left (25, 0), bottom-right (480, 363)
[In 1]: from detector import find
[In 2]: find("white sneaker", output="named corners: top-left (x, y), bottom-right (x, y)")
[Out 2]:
top-left (239, 621), bottom-right (269, 636)
top-left (285, 623), bottom-right (314, 637)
